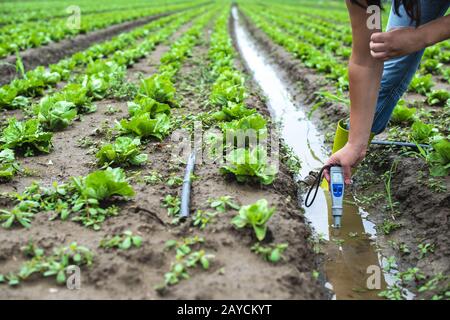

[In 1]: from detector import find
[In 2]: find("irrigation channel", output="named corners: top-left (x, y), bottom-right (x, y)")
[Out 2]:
top-left (231, 7), bottom-right (413, 300)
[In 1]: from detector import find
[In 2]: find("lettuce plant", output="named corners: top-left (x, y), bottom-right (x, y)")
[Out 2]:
top-left (0, 118), bottom-right (53, 155)
top-left (220, 147), bottom-right (277, 184)
top-left (210, 80), bottom-right (246, 106)
top-left (72, 167), bottom-right (135, 201)
top-left (231, 199), bottom-right (275, 241)
top-left (212, 102), bottom-right (256, 122)
top-left (96, 137), bottom-right (147, 167)
top-left (408, 74), bottom-right (434, 95)
top-left (410, 121), bottom-right (435, 144)
top-left (138, 74), bottom-right (178, 107)
top-left (416, 138), bottom-right (450, 177)
top-left (221, 113), bottom-right (267, 133)
top-left (0, 149), bottom-right (20, 181)
top-left (429, 139), bottom-right (450, 177)
top-left (128, 96), bottom-right (171, 118)
top-left (0, 85), bottom-right (19, 109)
top-left (426, 90), bottom-right (450, 106)
top-left (390, 100), bottom-right (416, 125)
top-left (118, 113), bottom-right (171, 141)
top-left (34, 97), bottom-right (77, 131)
top-left (54, 83), bottom-right (95, 114)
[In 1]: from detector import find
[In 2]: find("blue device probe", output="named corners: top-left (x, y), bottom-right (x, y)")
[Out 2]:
top-left (330, 166), bottom-right (344, 228)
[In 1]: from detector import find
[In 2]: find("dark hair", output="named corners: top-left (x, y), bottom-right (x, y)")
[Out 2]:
top-left (351, 0), bottom-right (421, 26)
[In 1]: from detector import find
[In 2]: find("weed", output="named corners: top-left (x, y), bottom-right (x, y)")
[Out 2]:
top-left (417, 243), bottom-right (435, 259)
top-left (166, 174), bottom-right (183, 187)
top-left (379, 219), bottom-right (402, 235)
top-left (100, 230), bottom-right (142, 250)
top-left (192, 210), bottom-right (218, 230)
top-left (143, 170), bottom-right (163, 185)
top-left (251, 243), bottom-right (288, 263)
top-left (162, 195), bottom-right (181, 224)
top-left (208, 195), bottom-right (240, 213)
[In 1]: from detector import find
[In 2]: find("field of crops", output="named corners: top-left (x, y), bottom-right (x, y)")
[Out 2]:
top-left (0, 0), bottom-right (448, 301)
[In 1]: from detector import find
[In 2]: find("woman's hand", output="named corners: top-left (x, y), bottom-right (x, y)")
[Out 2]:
top-left (323, 143), bottom-right (367, 186)
top-left (369, 27), bottom-right (426, 61)
top-left (370, 15), bottom-right (450, 61)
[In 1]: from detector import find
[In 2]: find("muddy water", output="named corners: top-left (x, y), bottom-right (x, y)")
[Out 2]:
top-left (231, 7), bottom-right (397, 300)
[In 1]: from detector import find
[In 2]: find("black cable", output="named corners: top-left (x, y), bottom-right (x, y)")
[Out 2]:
top-left (304, 165), bottom-right (330, 208)
top-left (371, 140), bottom-right (431, 149)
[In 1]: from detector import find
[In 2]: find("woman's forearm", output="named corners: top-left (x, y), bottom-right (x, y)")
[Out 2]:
top-left (421, 14), bottom-right (450, 47)
top-left (347, 58), bottom-right (383, 152)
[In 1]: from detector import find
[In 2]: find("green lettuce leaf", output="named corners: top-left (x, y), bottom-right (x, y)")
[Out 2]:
top-left (0, 118), bottom-right (53, 154)
top-left (96, 137), bottom-right (147, 167)
top-left (118, 113), bottom-right (171, 141)
top-left (231, 199), bottom-right (275, 241)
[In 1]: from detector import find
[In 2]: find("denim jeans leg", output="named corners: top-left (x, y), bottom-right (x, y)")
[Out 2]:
top-left (371, 0), bottom-right (450, 135)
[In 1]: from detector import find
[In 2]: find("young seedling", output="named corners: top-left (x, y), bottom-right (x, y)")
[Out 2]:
top-left (383, 161), bottom-right (399, 219)
top-left (159, 236), bottom-right (213, 291)
top-left (383, 256), bottom-right (398, 273)
top-left (143, 170), bottom-right (163, 185)
top-left (192, 210), bottom-right (218, 230)
top-left (208, 195), bottom-right (240, 213)
top-left (379, 283), bottom-right (407, 300)
top-left (162, 194), bottom-right (181, 224)
top-left (0, 207), bottom-right (35, 229)
top-left (1, 241), bottom-right (93, 286)
top-left (418, 243), bottom-right (435, 259)
top-left (166, 174), bottom-right (183, 187)
top-left (165, 236), bottom-right (204, 259)
top-left (379, 219), bottom-right (402, 235)
top-left (100, 230), bottom-right (142, 250)
top-left (251, 243), bottom-right (288, 263)
top-left (231, 199), bottom-right (275, 241)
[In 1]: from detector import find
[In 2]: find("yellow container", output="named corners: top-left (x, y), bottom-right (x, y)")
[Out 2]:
top-left (321, 119), bottom-right (375, 190)
top-left (332, 119), bottom-right (349, 154)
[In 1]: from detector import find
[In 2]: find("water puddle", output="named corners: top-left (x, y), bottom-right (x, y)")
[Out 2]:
top-left (231, 7), bottom-right (400, 299)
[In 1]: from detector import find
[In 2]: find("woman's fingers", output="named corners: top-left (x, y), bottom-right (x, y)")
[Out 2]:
top-left (370, 50), bottom-right (390, 60)
top-left (342, 165), bottom-right (352, 185)
top-left (370, 32), bottom-right (386, 43)
top-left (323, 167), bottom-right (331, 184)
top-left (369, 41), bottom-right (386, 52)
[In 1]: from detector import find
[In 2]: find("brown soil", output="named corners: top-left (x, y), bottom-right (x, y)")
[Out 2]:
top-left (0, 19), bottom-right (326, 300)
top-left (235, 6), bottom-right (450, 299)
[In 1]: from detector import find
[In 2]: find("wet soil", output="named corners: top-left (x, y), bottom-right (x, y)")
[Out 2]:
top-left (236, 7), bottom-right (450, 299)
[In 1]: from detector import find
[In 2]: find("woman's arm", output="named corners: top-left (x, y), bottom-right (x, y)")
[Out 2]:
top-left (324, 0), bottom-right (383, 184)
top-left (370, 14), bottom-right (450, 60)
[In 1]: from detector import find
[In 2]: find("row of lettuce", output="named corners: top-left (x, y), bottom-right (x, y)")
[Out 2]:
top-left (155, 8), bottom-right (290, 289)
top-left (0, 7), bottom-right (294, 289)
top-left (0, 1), bottom-right (208, 59)
top-left (0, 7), bottom-right (218, 288)
top-left (239, 3), bottom-right (449, 178)
top-left (0, 9), bottom-right (205, 109)
top-left (0, 8), bottom-right (207, 182)
top-left (0, 0), bottom-right (191, 25)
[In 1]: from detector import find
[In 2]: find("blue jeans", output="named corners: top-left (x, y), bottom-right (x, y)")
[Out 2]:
top-left (371, 0), bottom-right (450, 134)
